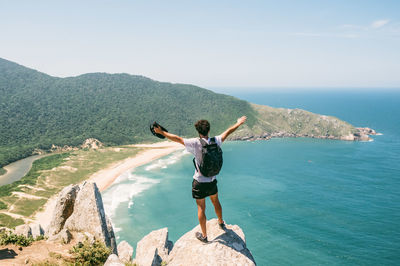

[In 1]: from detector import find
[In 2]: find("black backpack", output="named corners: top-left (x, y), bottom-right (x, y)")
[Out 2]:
top-left (193, 137), bottom-right (223, 177)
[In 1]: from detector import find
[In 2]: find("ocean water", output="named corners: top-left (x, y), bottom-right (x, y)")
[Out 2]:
top-left (102, 90), bottom-right (400, 265)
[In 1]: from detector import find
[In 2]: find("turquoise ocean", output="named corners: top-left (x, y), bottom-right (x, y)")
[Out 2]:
top-left (102, 91), bottom-right (400, 265)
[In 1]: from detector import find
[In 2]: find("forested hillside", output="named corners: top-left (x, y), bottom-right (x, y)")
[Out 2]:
top-left (0, 58), bottom-right (358, 168)
top-left (0, 58), bottom-right (257, 167)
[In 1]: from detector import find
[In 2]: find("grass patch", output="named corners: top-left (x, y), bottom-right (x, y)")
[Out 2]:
top-left (0, 146), bottom-right (141, 227)
top-left (33, 188), bottom-right (58, 198)
top-left (13, 198), bottom-right (48, 217)
top-left (0, 167), bottom-right (6, 176)
top-left (0, 200), bottom-right (7, 209)
top-left (0, 195), bottom-right (19, 207)
top-left (0, 213), bottom-right (24, 228)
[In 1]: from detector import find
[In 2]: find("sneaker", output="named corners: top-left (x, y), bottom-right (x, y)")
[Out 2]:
top-left (218, 221), bottom-right (226, 230)
top-left (195, 232), bottom-right (208, 243)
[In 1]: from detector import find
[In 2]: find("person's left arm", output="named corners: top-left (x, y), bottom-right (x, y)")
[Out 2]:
top-left (154, 125), bottom-right (185, 145)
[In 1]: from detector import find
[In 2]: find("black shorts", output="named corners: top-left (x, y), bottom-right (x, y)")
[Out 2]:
top-left (192, 179), bottom-right (218, 199)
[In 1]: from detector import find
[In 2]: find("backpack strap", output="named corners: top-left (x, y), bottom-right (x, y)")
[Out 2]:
top-left (194, 138), bottom-right (207, 173)
top-left (193, 158), bottom-right (199, 172)
top-left (199, 137), bottom-right (208, 147)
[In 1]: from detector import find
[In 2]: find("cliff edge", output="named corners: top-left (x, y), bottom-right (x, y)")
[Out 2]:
top-left (2, 182), bottom-right (255, 265)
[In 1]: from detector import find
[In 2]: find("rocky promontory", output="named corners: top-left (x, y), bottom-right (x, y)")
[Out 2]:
top-left (229, 103), bottom-right (378, 142)
top-left (2, 182), bottom-right (256, 265)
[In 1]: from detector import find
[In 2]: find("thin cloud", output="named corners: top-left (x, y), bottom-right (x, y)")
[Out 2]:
top-left (292, 19), bottom-right (396, 39)
top-left (292, 32), bottom-right (359, 39)
top-left (340, 24), bottom-right (367, 30)
top-left (371, 19), bottom-right (389, 29)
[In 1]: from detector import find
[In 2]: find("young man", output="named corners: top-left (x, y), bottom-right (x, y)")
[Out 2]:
top-left (154, 116), bottom-right (247, 242)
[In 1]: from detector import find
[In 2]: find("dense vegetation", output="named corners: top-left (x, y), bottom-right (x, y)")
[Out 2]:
top-left (0, 58), bottom-right (357, 168)
top-left (0, 231), bottom-right (45, 246)
top-left (70, 240), bottom-right (111, 265)
top-left (0, 58), bottom-right (256, 167)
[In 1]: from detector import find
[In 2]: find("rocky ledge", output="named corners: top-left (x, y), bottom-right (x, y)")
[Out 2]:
top-left (106, 219), bottom-right (256, 266)
top-left (6, 182), bottom-right (255, 266)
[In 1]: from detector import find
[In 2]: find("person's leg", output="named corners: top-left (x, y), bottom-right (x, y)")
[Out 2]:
top-left (210, 193), bottom-right (223, 224)
top-left (196, 198), bottom-right (207, 237)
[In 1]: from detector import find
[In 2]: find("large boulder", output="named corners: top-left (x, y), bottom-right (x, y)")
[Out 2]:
top-left (166, 219), bottom-right (256, 266)
top-left (63, 182), bottom-right (117, 253)
top-left (48, 228), bottom-right (72, 244)
top-left (14, 224), bottom-right (32, 238)
top-left (117, 240), bottom-right (133, 263)
top-left (104, 254), bottom-right (124, 266)
top-left (135, 228), bottom-right (172, 266)
top-left (47, 184), bottom-right (80, 236)
top-left (29, 223), bottom-right (44, 238)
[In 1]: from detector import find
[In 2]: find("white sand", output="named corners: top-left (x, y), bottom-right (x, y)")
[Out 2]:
top-left (34, 141), bottom-right (183, 228)
top-left (89, 141), bottom-right (183, 192)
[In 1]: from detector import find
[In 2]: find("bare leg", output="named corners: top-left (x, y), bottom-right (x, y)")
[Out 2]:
top-left (210, 193), bottom-right (223, 224)
top-left (196, 198), bottom-right (207, 237)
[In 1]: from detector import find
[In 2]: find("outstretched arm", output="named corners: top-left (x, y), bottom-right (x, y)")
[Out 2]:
top-left (154, 125), bottom-right (185, 145)
top-left (221, 116), bottom-right (247, 142)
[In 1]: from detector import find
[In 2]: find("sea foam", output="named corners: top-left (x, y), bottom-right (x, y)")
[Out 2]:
top-left (102, 150), bottom-right (187, 219)
top-left (144, 150), bottom-right (188, 171)
top-left (102, 172), bottom-right (160, 220)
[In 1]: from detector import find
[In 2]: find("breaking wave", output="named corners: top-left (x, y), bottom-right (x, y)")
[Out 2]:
top-left (102, 172), bottom-right (160, 220)
top-left (144, 150), bottom-right (188, 171)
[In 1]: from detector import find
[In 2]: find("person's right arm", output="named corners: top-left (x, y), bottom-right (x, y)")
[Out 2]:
top-left (154, 125), bottom-right (185, 145)
top-left (220, 116), bottom-right (247, 142)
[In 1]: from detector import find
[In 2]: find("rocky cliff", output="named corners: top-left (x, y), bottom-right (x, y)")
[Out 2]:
top-left (46, 182), bottom-right (117, 253)
top-left (6, 182), bottom-right (256, 265)
top-left (107, 219), bottom-right (256, 266)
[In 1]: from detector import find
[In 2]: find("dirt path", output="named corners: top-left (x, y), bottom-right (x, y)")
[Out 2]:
top-left (0, 240), bottom-right (76, 265)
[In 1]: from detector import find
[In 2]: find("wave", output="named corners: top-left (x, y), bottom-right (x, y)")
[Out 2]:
top-left (144, 150), bottom-right (188, 171)
top-left (102, 150), bottom-right (188, 220)
top-left (102, 172), bottom-right (160, 220)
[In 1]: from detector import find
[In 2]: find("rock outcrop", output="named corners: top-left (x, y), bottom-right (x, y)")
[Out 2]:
top-left (81, 138), bottom-right (103, 150)
top-left (131, 219), bottom-right (256, 266)
top-left (135, 228), bottom-right (172, 266)
top-left (104, 254), bottom-right (125, 266)
top-left (46, 182), bottom-right (117, 253)
top-left (12, 224), bottom-right (45, 239)
top-left (117, 241), bottom-right (134, 263)
top-left (47, 184), bottom-right (80, 236)
top-left (48, 228), bottom-right (72, 244)
top-left (30, 223), bottom-right (44, 238)
top-left (15, 224), bottom-right (32, 238)
top-left (63, 182), bottom-right (117, 253)
top-left (167, 219), bottom-right (255, 266)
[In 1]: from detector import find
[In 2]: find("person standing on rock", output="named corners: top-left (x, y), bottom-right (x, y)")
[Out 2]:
top-left (153, 116), bottom-right (247, 243)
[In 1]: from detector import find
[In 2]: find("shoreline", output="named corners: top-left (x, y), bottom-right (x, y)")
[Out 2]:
top-left (34, 141), bottom-right (183, 229)
top-left (90, 141), bottom-right (183, 192)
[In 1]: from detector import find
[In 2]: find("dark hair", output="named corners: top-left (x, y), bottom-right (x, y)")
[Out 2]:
top-left (195, 120), bottom-right (210, 136)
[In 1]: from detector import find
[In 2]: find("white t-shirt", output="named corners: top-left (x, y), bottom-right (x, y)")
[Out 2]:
top-left (184, 135), bottom-right (223, 183)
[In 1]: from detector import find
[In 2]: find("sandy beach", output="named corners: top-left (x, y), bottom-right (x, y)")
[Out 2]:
top-left (90, 141), bottom-right (183, 192)
top-left (35, 141), bottom-right (183, 229)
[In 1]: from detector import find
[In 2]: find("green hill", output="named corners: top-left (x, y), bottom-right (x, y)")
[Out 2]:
top-left (0, 58), bottom-right (357, 168)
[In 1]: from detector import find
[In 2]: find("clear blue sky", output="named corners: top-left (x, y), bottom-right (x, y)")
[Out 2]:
top-left (1, 0), bottom-right (399, 89)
